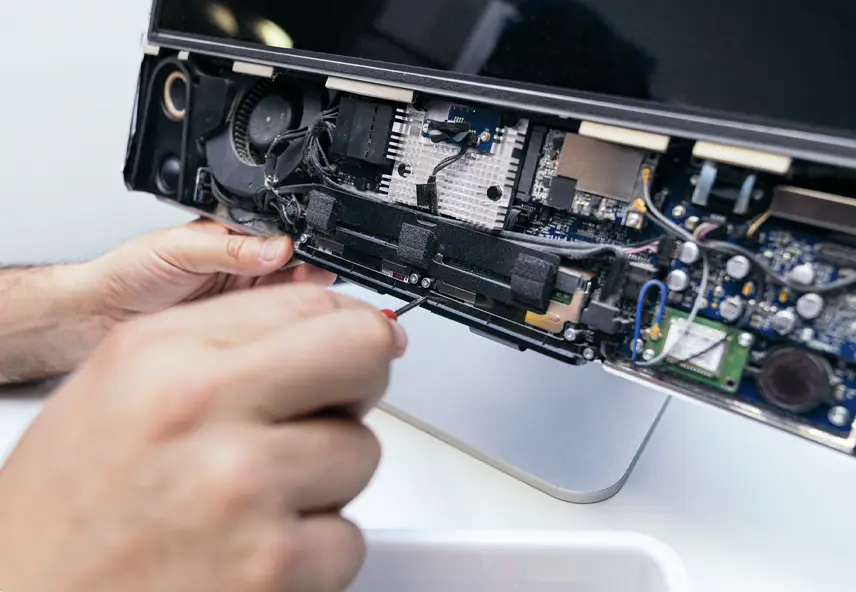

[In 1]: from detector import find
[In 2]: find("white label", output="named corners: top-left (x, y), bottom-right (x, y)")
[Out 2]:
top-left (664, 319), bottom-right (727, 374)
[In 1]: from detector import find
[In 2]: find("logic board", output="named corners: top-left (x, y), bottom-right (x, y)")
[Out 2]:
top-left (125, 53), bottom-right (856, 457)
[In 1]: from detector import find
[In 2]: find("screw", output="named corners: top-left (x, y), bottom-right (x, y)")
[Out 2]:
top-left (408, 273), bottom-right (421, 285)
top-left (642, 349), bottom-right (656, 361)
top-left (564, 328), bottom-right (579, 342)
top-left (299, 234), bottom-right (310, 244)
top-left (479, 130), bottom-right (492, 144)
top-left (583, 347), bottom-right (596, 361)
top-left (738, 333), bottom-right (755, 348)
top-left (420, 277), bottom-right (434, 289)
top-left (671, 205), bottom-right (687, 219)
top-left (828, 406), bottom-right (852, 428)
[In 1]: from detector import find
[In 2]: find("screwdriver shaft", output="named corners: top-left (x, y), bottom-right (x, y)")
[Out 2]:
top-left (394, 294), bottom-right (431, 317)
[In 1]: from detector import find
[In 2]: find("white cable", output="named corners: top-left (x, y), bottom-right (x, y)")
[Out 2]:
top-left (636, 251), bottom-right (710, 367)
top-left (641, 178), bottom-right (697, 243)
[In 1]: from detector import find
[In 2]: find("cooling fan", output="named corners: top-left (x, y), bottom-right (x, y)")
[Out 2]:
top-left (205, 79), bottom-right (323, 200)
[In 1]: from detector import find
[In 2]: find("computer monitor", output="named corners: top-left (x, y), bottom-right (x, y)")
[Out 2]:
top-left (128, 0), bottom-right (856, 457)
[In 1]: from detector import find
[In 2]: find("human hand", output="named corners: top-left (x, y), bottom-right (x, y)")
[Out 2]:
top-left (0, 283), bottom-right (406, 592)
top-left (91, 219), bottom-right (336, 323)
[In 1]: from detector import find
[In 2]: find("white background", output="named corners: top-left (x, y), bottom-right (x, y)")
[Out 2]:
top-left (1, 2), bottom-right (856, 591)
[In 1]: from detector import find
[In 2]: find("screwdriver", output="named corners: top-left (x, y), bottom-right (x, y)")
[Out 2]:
top-left (381, 294), bottom-right (431, 321)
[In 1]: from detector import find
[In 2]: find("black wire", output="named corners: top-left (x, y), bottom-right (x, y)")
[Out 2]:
top-left (666, 336), bottom-right (729, 366)
top-left (424, 134), bottom-right (478, 215)
top-left (431, 138), bottom-right (473, 177)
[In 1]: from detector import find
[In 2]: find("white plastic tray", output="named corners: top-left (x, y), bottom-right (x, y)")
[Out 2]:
top-left (349, 531), bottom-right (691, 592)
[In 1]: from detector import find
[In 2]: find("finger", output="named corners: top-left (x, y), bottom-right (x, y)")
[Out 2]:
top-left (223, 307), bottom-right (405, 422)
top-left (186, 219), bottom-right (230, 235)
top-left (287, 515), bottom-right (366, 592)
top-left (153, 225), bottom-right (294, 276)
top-left (269, 416), bottom-right (381, 513)
top-left (144, 284), bottom-right (376, 346)
top-left (255, 263), bottom-right (338, 287)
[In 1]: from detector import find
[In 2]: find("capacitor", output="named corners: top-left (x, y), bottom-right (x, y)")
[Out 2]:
top-left (666, 269), bottom-right (690, 292)
top-left (799, 327), bottom-right (815, 343)
top-left (796, 293), bottom-right (825, 320)
top-left (742, 282), bottom-right (755, 298)
top-left (788, 263), bottom-right (816, 286)
top-left (720, 296), bottom-right (745, 323)
top-left (771, 309), bottom-right (797, 335)
top-left (685, 216), bottom-right (700, 231)
top-left (677, 242), bottom-right (701, 265)
top-left (726, 255), bottom-right (751, 280)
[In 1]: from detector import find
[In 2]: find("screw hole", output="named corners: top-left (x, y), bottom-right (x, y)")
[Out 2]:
top-left (397, 163), bottom-right (412, 178)
top-left (487, 186), bottom-right (503, 201)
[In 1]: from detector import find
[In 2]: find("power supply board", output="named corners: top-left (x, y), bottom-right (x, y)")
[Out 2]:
top-left (125, 52), bottom-right (856, 456)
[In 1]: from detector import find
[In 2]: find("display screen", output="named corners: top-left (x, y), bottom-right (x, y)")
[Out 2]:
top-left (155, 0), bottom-right (856, 134)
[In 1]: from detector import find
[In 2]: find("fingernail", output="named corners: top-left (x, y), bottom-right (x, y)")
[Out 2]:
top-left (389, 320), bottom-right (408, 356)
top-left (260, 239), bottom-right (286, 262)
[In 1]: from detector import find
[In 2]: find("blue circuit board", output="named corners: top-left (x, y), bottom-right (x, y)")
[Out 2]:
top-left (422, 106), bottom-right (500, 153)
top-left (514, 127), bottom-right (856, 438)
top-left (656, 185), bottom-right (856, 435)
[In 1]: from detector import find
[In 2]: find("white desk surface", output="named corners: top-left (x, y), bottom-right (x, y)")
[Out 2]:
top-left (2, 389), bottom-right (854, 592)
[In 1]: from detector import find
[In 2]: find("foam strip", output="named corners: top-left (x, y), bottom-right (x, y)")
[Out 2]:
top-left (578, 121), bottom-right (671, 153)
top-left (325, 77), bottom-right (414, 104)
top-left (693, 141), bottom-right (792, 174)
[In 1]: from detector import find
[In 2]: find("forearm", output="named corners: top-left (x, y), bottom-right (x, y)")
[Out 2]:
top-left (0, 265), bottom-right (111, 384)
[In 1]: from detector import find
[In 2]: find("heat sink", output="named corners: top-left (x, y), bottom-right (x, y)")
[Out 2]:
top-left (379, 106), bottom-right (528, 231)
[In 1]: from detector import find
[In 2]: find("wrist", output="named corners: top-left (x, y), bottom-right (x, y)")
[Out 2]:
top-left (0, 264), bottom-right (115, 384)
top-left (50, 262), bottom-right (117, 333)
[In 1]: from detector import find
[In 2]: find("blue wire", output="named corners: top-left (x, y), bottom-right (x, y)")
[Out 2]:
top-left (632, 280), bottom-right (668, 360)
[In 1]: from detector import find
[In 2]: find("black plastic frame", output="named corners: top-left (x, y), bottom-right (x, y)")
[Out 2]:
top-left (145, 1), bottom-right (856, 171)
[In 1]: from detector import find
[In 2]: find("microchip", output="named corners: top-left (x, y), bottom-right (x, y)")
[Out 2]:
top-left (663, 319), bottom-right (727, 377)
top-left (556, 134), bottom-right (646, 202)
top-left (546, 176), bottom-right (577, 211)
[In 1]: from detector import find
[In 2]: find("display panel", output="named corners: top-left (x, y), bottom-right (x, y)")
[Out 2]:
top-left (154, 0), bottom-right (856, 136)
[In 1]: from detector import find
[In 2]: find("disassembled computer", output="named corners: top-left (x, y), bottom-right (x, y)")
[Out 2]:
top-left (128, 1), bottom-right (856, 456)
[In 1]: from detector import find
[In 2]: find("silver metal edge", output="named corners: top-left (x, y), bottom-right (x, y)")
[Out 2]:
top-left (603, 361), bottom-right (856, 454)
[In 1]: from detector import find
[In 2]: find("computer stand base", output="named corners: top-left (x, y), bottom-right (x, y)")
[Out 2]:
top-left (339, 284), bottom-right (669, 504)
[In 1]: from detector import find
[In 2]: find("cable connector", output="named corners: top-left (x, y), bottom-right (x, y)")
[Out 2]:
top-left (580, 301), bottom-right (625, 335)
top-left (416, 178), bottom-right (438, 212)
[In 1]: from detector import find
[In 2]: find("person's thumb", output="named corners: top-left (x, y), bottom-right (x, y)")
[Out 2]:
top-left (153, 227), bottom-right (294, 276)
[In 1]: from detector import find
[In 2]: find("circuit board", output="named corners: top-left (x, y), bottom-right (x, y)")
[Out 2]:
top-left (529, 129), bottom-right (653, 230)
top-left (644, 308), bottom-right (751, 392)
top-left (151, 61), bottom-right (856, 455)
top-left (422, 105), bottom-right (500, 153)
top-left (662, 199), bottom-right (856, 363)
